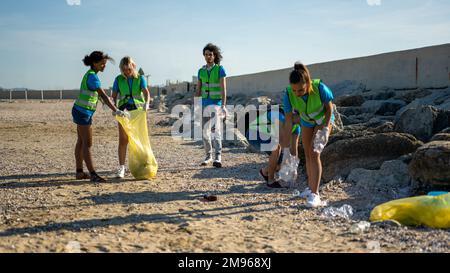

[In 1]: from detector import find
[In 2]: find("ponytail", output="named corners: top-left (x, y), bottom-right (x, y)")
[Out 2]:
top-left (289, 61), bottom-right (312, 93)
top-left (82, 55), bottom-right (92, 66)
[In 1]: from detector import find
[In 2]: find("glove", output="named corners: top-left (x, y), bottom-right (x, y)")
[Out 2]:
top-left (113, 110), bottom-right (129, 118)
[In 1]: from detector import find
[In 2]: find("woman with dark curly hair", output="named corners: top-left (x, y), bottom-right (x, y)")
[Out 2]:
top-left (72, 51), bottom-right (127, 182)
top-left (196, 43), bottom-right (228, 168)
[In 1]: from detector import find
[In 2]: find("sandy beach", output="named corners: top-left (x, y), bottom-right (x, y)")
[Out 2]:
top-left (0, 101), bottom-right (448, 253)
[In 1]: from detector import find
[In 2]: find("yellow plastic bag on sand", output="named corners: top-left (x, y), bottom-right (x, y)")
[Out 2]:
top-left (370, 194), bottom-right (450, 229)
top-left (115, 109), bottom-right (158, 180)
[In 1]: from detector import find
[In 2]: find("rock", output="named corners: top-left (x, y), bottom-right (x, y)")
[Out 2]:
top-left (362, 89), bottom-right (396, 100)
top-left (222, 128), bottom-right (251, 149)
top-left (409, 141), bottom-right (450, 187)
top-left (394, 88), bottom-right (432, 103)
top-left (246, 96), bottom-right (272, 108)
top-left (369, 122), bottom-right (394, 134)
top-left (241, 215), bottom-right (255, 221)
top-left (156, 117), bottom-right (178, 127)
top-left (229, 93), bottom-right (249, 106)
top-left (347, 160), bottom-right (411, 190)
top-left (329, 80), bottom-right (366, 98)
top-left (361, 100), bottom-right (387, 114)
top-left (335, 95), bottom-right (365, 107)
top-left (394, 105), bottom-right (444, 142)
top-left (345, 113), bottom-right (374, 125)
top-left (202, 195), bottom-right (218, 202)
top-left (328, 128), bottom-right (373, 146)
top-left (361, 99), bottom-right (406, 116)
top-left (431, 133), bottom-right (450, 142)
top-left (322, 133), bottom-right (423, 181)
top-left (397, 153), bottom-right (414, 164)
top-left (337, 106), bottom-right (363, 116)
top-left (340, 114), bottom-right (351, 125)
top-left (375, 100), bottom-right (407, 116)
top-left (435, 110), bottom-right (450, 134)
top-left (441, 127), bottom-right (450, 134)
top-left (396, 88), bottom-right (450, 118)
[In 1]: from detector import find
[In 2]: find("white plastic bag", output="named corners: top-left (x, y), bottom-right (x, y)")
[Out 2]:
top-left (277, 148), bottom-right (300, 188)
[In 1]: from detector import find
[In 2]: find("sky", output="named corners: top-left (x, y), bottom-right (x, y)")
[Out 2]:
top-left (0, 0), bottom-right (449, 89)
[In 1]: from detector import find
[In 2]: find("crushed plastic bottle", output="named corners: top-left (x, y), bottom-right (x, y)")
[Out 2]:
top-left (322, 204), bottom-right (354, 220)
top-left (277, 148), bottom-right (300, 188)
top-left (313, 127), bottom-right (330, 153)
top-left (350, 221), bottom-right (371, 234)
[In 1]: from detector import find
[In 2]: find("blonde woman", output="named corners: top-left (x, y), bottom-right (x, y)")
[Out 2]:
top-left (112, 56), bottom-right (150, 178)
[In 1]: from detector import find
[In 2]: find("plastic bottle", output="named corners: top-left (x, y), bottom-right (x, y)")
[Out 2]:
top-left (322, 204), bottom-right (354, 220)
top-left (313, 127), bottom-right (330, 153)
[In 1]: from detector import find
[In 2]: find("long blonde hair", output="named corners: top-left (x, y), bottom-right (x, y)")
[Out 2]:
top-left (120, 56), bottom-right (139, 78)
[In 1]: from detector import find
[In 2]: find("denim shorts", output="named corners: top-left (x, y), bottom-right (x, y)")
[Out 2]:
top-left (72, 105), bottom-right (94, 126)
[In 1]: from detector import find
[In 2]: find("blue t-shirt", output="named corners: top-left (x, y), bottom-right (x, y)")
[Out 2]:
top-left (112, 75), bottom-right (147, 95)
top-left (268, 110), bottom-right (301, 135)
top-left (198, 65), bottom-right (226, 107)
top-left (74, 73), bottom-right (101, 115)
top-left (283, 82), bottom-right (335, 128)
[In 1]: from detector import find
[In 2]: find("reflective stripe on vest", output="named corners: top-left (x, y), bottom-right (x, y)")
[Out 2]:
top-left (249, 111), bottom-right (300, 137)
top-left (116, 75), bottom-right (146, 109)
top-left (199, 65), bottom-right (222, 100)
top-left (287, 79), bottom-right (325, 126)
top-left (75, 70), bottom-right (99, 111)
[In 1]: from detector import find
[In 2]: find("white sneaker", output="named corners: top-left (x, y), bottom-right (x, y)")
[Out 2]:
top-left (299, 187), bottom-right (312, 199)
top-left (201, 155), bottom-right (213, 166)
top-left (116, 166), bottom-right (125, 178)
top-left (306, 193), bottom-right (327, 208)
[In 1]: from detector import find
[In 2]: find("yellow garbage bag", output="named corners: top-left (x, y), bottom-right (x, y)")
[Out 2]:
top-left (115, 109), bottom-right (158, 180)
top-left (370, 194), bottom-right (450, 229)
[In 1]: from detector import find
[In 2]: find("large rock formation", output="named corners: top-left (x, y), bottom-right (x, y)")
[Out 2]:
top-left (321, 132), bottom-right (423, 181)
top-left (409, 141), bottom-right (450, 187)
top-left (347, 160), bottom-right (411, 190)
top-left (394, 105), bottom-right (450, 142)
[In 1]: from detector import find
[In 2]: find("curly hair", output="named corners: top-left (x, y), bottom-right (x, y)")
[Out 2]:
top-left (203, 43), bottom-right (223, 64)
top-left (82, 51), bottom-right (115, 67)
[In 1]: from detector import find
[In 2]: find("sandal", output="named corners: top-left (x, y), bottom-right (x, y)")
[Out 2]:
top-left (76, 172), bottom-right (90, 180)
top-left (267, 181), bottom-right (283, 188)
top-left (90, 174), bottom-right (106, 183)
top-left (259, 168), bottom-right (269, 182)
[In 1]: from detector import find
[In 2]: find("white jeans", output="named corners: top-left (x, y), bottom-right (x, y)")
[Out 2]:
top-left (202, 106), bottom-right (223, 158)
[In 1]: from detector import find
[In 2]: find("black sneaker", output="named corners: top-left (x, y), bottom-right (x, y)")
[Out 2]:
top-left (90, 173), bottom-right (106, 183)
top-left (213, 160), bottom-right (222, 168)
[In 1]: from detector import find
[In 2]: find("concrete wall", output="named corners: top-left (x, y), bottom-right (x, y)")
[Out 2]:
top-left (2, 44), bottom-right (448, 100)
top-left (227, 44), bottom-right (450, 97)
top-left (0, 90), bottom-right (112, 100)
